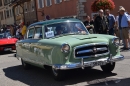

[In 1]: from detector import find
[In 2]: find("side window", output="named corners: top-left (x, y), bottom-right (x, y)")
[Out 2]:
top-left (34, 26), bottom-right (43, 39)
top-left (27, 28), bottom-right (35, 39)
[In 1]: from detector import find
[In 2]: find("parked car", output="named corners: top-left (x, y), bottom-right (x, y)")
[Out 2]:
top-left (15, 19), bottom-right (124, 81)
top-left (0, 32), bottom-right (18, 51)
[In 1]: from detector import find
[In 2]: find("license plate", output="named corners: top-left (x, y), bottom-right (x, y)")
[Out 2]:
top-left (4, 48), bottom-right (12, 51)
top-left (87, 61), bottom-right (106, 67)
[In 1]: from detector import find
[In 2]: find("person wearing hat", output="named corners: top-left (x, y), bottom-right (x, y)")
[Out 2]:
top-left (118, 6), bottom-right (130, 50)
top-left (94, 9), bottom-right (109, 34)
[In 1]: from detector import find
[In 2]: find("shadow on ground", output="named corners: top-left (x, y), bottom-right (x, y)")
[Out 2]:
top-left (0, 51), bottom-right (16, 55)
top-left (3, 65), bottom-right (127, 86)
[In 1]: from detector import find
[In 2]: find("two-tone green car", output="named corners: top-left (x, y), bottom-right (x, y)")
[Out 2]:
top-left (16, 18), bottom-right (124, 81)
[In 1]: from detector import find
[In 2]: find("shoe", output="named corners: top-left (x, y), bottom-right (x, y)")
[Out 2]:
top-left (124, 48), bottom-right (130, 50)
top-left (121, 47), bottom-right (125, 49)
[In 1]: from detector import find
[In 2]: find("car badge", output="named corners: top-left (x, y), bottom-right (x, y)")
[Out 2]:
top-left (93, 47), bottom-right (97, 53)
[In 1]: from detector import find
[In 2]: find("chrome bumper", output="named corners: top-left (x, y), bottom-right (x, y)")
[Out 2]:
top-left (52, 55), bottom-right (124, 70)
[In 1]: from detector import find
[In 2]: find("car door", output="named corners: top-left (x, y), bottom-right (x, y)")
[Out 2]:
top-left (28, 25), bottom-right (44, 65)
top-left (21, 26), bottom-right (36, 62)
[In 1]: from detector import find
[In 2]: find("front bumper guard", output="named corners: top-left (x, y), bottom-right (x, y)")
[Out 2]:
top-left (52, 55), bottom-right (124, 70)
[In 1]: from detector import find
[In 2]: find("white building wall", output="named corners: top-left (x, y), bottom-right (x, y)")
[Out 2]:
top-left (0, 0), bottom-right (14, 26)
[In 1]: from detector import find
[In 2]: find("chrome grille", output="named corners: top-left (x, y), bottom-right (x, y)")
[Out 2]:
top-left (74, 43), bottom-right (109, 58)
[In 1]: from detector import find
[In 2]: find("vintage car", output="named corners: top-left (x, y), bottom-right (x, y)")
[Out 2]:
top-left (0, 32), bottom-right (18, 51)
top-left (15, 19), bottom-right (124, 81)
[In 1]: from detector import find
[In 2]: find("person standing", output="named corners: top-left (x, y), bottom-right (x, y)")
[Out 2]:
top-left (21, 22), bottom-right (27, 39)
top-left (118, 7), bottom-right (130, 50)
top-left (105, 9), bottom-right (115, 35)
top-left (83, 15), bottom-right (94, 33)
top-left (94, 9), bottom-right (109, 34)
top-left (115, 11), bottom-right (122, 45)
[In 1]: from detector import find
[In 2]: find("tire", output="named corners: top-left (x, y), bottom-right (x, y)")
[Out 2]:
top-left (100, 62), bottom-right (115, 73)
top-left (51, 67), bottom-right (65, 81)
top-left (21, 59), bottom-right (30, 70)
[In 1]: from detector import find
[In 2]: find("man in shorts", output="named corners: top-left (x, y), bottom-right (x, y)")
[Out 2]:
top-left (119, 7), bottom-right (130, 50)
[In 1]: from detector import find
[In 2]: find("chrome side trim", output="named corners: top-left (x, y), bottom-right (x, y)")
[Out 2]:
top-left (52, 55), bottom-right (124, 70)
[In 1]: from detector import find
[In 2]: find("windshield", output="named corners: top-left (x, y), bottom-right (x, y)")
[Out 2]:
top-left (44, 22), bottom-right (89, 38)
top-left (0, 34), bottom-right (3, 39)
top-left (0, 32), bottom-right (12, 39)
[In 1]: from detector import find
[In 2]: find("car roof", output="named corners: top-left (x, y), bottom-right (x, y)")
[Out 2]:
top-left (28, 18), bottom-right (81, 28)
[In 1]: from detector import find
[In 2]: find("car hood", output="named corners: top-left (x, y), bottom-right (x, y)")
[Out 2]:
top-left (41, 34), bottom-right (113, 47)
top-left (0, 38), bottom-right (18, 45)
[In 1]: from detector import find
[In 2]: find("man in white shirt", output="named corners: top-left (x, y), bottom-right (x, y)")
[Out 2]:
top-left (118, 7), bottom-right (130, 50)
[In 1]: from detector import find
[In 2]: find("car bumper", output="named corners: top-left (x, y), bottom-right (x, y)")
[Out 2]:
top-left (52, 55), bottom-right (124, 70)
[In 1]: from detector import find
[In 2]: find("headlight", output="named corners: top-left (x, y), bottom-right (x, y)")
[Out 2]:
top-left (112, 37), bottom-right (119, 46)
top-left (61, 43), bottom-right (70, 53)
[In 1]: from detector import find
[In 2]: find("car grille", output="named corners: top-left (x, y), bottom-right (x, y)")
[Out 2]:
top-left (74, 43), bottom-right (109, 58)
top-left (0, 44), bottom-right (15, 48)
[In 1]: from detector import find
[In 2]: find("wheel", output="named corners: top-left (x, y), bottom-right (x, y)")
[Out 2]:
top-left (21, 59), bottom-right (30, 70)
top-left (100, 62), bottom-right (115, 73)
top-left (51, 67), bottom-right (65, 81)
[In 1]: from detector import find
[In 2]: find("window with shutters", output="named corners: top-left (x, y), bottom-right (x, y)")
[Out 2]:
top-left (6, 10), bottom-right (9, 18)
top-left (0, 0), bottom-right (2, 6)
top-left (24, 2), bottom-right (28, 13)
top-left (38, 0), bottom-right (44, 8)
top-left (0, 11), bottom-right (4, 20)
top-left (46, 0), bottom-right (52, 7)
top-left (31, 0), bottom-right (35, 11)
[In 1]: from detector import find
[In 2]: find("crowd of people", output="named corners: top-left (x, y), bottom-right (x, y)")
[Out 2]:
top-left (83, 6), bottom-right (130, 50)
top-left (0, 6), bottom-right (130, 50)
top-left (0, 22), bottom-right (27, 40)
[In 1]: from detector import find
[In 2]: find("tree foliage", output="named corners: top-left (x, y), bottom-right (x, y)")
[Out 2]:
top-left (91, 0), bottom-right (115, 12)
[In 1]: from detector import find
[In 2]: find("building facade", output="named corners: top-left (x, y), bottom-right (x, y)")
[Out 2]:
top-left (0, 0), bottom-right (14, 27)
top-left (1, 0), bottom-right (130, 26)
top-left (36, 0), bottom-right (87, 21)
top-left (10, 0), bottom-right (37, 26)
top-left (36, 0), bottom-right (130, 21)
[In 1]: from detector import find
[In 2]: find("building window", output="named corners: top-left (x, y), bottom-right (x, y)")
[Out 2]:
top-left (0, 11), bottom-right (4, 20)
top-left (15, 7), bottom-right (18, 15)
top-left (27, 2), bottom-right (31, 12)
top-left (18, 5), bottom-right (20, 15)
top-left (4, 10), bottom-right (6, 19)
top-left (10, 9), bottom-right (12, 17)
top-left (0, 0), bottom-right (2, 6)
top-left (55, 0), bottom-right (62, 4)
top-left (24, 2), bottom-right (28, 13)
top-left (6, 10), bottom-right (9, 18)
top-left (31, 0), bottom-right (35, 11)
top-left (46, 0), bottom-right (52, 7)
top-left (16, 6), bottom-right (20, 15)
top-left (38, 0), bottom-right (44, 8)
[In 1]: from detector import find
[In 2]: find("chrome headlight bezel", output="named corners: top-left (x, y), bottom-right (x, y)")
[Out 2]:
top-left (61, 43), bottom-right (70, 53)
top-left (112, 37), bottom-right (119, 46)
